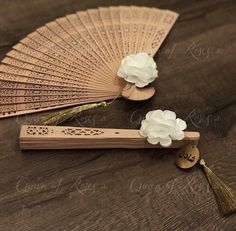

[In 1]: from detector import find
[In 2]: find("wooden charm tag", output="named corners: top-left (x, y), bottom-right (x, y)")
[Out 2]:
top-left (175, 145), bottom-right (236, 217)
top-left (175, 144), bottom-right (200, 169)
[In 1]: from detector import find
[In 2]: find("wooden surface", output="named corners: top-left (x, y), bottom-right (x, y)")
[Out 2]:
top-left (0, 0), bottom-right (236, 230)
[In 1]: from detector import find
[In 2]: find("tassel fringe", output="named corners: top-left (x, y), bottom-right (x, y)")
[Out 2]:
top-left (40, 101), bottom-right (107, 125)
top-left (199, 159), bottom-right (236, 216)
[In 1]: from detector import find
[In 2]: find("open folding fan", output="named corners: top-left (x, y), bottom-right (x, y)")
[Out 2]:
top-left (0, 6), bottom-right (179, 118)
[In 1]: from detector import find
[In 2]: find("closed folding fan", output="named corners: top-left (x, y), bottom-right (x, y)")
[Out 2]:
top-left (0, 6), bottom-right (179, 118)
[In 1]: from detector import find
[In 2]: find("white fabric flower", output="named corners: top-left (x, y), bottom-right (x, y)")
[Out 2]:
top-left (117, 52), bottom-right (158, 88)
top-left (139, 110), bottom-right (187, 147)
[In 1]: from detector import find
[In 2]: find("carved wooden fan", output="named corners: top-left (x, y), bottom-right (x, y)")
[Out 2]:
top-left (0, 6), bottom-right (179, 118)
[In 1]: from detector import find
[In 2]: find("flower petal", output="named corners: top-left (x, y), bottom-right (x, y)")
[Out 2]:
top-left (170, 130), bottom-right (185, 140)
top-left (163, 110), bottom-right (176, 120)
top-left (139, 109), bottom-right (187, 146)
top-left (176, 118), bottom-right (187, 130)
top-left (147, 137), bottom-right (160, 145)
top-left (159, 137), bottom-right (172, 147)
top-left (117, 52), bottom-right (158, 87)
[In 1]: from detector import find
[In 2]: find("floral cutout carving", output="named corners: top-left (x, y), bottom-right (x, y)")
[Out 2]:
top-left (62, 128), bottom-right (104, 136)
top-left (26, 126), bottom-right (51, 135)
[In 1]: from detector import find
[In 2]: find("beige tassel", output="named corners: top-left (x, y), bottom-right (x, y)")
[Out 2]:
top-left (40, 101), bottom-right (107, 125)
top-left (199, 159), bottom-right (236, 216)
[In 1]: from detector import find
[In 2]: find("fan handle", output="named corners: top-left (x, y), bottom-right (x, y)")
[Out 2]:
top-left (19, 125), bottom-right (200, 150)
top-left (121, 83), bottom-right (155, 101)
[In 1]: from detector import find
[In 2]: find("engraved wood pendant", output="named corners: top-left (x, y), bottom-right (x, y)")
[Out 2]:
top-left (0, 6), bottom-right (179, 118)
top-left (175, 144), bottom-right (200, 169)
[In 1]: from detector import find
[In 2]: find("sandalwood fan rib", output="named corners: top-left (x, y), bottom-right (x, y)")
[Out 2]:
top-left (20, 125), bottom-right (200, 150)
top-left (0, 6), bottom-right (179, 118)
